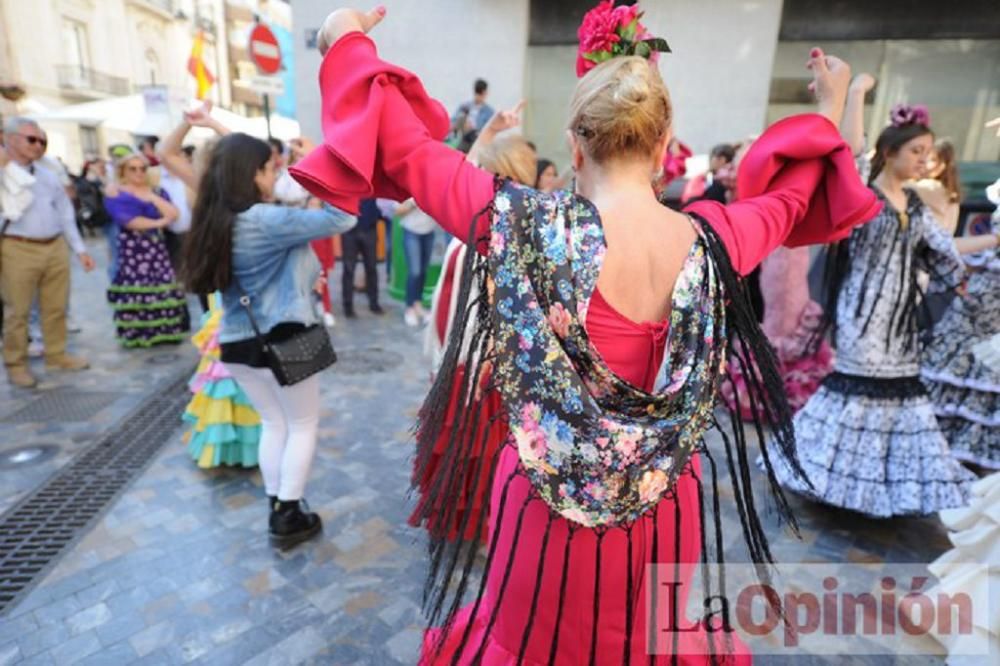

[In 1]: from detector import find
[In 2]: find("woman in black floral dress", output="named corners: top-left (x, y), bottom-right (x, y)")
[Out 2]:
top-left (105, 154), bottom-right (189, 348)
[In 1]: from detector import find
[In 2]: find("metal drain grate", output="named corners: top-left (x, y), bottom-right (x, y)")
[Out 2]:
top-left (0, 389), bottom-right (121, 424)
top-left (0, 367), bottom-right (194, 615)
top-left (335, 347), bottom-right (405, 375)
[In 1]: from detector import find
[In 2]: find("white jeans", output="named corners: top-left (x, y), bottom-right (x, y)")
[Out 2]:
top-left (224, 364), bottom-right (321, 501)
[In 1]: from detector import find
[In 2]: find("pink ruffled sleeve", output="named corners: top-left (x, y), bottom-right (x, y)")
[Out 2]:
top-left (686, 114), bottom-right (881, 276)
top-left (289, 32), bottom-right (494, 242)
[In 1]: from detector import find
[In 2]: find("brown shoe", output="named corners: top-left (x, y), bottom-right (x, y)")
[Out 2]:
top-left (45, 354), bottom-right (90, 372)
top-left (7, 366), bottom-right (38, 388)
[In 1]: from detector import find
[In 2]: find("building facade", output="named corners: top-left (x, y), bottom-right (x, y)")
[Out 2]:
top-left (0, 0), bottom-right (296, 169)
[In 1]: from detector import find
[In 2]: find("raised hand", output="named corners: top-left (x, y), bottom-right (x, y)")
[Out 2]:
top-left (807, 47), bottom-right (851, 126)
top-left (850, 72), bottom-right (876, 95)
top-left (183, 101), bottom-right (214, 127)
top-left (484, 101), bottom-right (527, 136)
top-left (984, 116), bottom-right (999, 138)
top-left (317, 7), bottom-right (387, 56)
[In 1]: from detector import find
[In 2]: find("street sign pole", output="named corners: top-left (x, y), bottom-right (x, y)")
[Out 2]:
top-left (248, 20), bottom-right (281, 142)
top-left (263, 94), bottom-right (272, 140)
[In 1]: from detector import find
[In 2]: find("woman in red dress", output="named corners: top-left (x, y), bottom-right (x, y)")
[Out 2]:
top-left (293, 7), bottom-right (879, 664)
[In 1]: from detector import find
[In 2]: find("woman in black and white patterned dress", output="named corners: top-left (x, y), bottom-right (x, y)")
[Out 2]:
top-left (767, 109), bottom-right (976, 517)
top-left (922, 204), bottom-right (1000, 470)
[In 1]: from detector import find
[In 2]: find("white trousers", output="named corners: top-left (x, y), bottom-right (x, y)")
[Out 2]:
top-left (224, 364), bottom-right (321, 501)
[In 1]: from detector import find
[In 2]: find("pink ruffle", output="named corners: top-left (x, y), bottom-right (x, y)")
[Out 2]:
top-left (188, 360), bottom-right (233, 393)
top-left (721, 300), bottom-right (834, 419)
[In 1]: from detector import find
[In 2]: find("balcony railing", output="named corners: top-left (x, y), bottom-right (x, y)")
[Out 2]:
top-left (56, 66), bottom-right (131, 97)
top-left (134, 0), bottom-right (175, 15)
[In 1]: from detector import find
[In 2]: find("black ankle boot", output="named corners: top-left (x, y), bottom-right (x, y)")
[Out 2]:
top-left (268, 495), bottom-right (278, 512)
top-left (269, 499), bottom-right (322, 548)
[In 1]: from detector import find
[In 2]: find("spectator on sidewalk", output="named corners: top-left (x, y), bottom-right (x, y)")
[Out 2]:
top-left (341, 198), bottom-right (384, 318)
top-left (395, 199), bottom-right (437, 327)
top-left (273, 137), bottom-right (339, 328)
top-left (268, 138), bottom-right (286, 177)
top-left (0, 122), bottom-right (38, 341)
top-left (451, 78), bottom-right (494, 152)
top-left (681, 142), bottom-right (736, 205)
top-left (156, 148), bottom-right (194, 331)
top-left (73, 158), bottom-right (112, 242)
top-left (104, 153), bottom-right (189, 348)
top-left (1, 117), bottom-right (94, 388)
top-left (138, 135), bottom-right (160, 167)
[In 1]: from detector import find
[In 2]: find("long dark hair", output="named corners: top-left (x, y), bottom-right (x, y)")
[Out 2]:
top-left (867, 122), bottom-right (933, 186)
top-left (534, 158), bottom-right (555, 189)
top-left (183, 133), bottom-right (272, 294)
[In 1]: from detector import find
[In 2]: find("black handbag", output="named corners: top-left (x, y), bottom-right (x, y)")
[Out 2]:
top-left (236, 286), bottom-right (337, 386)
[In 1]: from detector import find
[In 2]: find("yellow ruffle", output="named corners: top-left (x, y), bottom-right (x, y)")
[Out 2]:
top-left (198, 444), bottom-right (217, 468)
top-left (191, 306), bottom-right (223, 353)
top-left (186, 394), bottom-right (260, 427)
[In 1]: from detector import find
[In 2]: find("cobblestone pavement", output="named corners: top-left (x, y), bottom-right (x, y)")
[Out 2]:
top-left (0, 237), bottom-right (198, 517)
top-left (0, 239), bottom-right (958, 665)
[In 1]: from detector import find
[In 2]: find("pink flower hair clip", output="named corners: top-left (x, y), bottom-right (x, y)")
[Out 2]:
top-left (889, 103), bottom-right (931, 128)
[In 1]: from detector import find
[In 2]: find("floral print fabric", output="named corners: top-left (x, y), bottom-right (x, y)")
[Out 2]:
top-left (106, 226), bottom-right (188, 348)
top-left (487, 182), bottom-right (727, 527)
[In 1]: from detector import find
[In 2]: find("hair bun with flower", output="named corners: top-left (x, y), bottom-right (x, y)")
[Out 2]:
top-left (889, 103), bottom-right (931, 128)
top-left (576, 1), bottom-right (670, 78)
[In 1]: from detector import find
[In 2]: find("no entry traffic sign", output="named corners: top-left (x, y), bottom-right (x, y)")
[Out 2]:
top-left (249, 23), bottom-right (282, 75)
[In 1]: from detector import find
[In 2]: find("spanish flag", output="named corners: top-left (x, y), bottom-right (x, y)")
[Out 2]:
top-left (187, 31), bottom-right (215, 100)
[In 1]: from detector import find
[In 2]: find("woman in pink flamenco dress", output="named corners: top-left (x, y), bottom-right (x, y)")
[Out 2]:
top-left (292, 6), bottom-right (880, 664)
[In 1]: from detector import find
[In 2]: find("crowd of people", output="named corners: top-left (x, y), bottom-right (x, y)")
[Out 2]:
top-left (0, 107), bottom-right (443, 378)
top-left (1, 1), bottom-right (998, 662)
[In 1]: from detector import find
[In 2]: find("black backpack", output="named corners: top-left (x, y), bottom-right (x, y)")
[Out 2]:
top-left (73, 177), bottom-right (111, 229)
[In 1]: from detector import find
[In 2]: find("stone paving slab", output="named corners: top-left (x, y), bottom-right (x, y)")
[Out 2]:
top-left (0, 256), bottom-right (959, 664)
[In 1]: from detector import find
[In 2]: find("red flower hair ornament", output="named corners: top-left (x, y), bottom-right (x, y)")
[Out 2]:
top-left (576, 1), bottom-right (670, 77)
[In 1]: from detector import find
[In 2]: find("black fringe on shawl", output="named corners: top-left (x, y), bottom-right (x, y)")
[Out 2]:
top-left (695, 215), bottom-right (810, 526)
top-left (412, 197), bottom-right (807, 664)
top-left (411, 185), bottom-right (502, 640)
top-left (816, 191), bottom-right (930, 355)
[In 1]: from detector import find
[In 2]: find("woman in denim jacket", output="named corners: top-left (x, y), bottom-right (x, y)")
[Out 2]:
top-left (183, 133), bottom-right (356, 547)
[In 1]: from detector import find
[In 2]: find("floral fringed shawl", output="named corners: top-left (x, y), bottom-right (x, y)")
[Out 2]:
top-left (412, 179), bottom-right (807, 660)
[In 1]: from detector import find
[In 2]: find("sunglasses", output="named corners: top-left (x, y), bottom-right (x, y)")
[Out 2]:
top-left (125, 165), bottom-right (149, 173)
top-left (17, 134), bottom-right (47, 147)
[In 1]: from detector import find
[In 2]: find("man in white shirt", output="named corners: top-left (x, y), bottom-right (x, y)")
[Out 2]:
top-left (1, 117), bottom-right (94, 388)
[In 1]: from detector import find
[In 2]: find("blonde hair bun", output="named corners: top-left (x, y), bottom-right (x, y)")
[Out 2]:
top-left (569, 56), bottom-right (671, 163)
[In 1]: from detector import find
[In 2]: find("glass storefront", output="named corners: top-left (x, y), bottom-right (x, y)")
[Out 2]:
top-left (768, 39), bottom-right (1000, 163)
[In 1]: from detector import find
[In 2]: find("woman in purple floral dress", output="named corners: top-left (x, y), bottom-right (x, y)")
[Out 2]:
top-left (104, 154), bottom-right (189, 348)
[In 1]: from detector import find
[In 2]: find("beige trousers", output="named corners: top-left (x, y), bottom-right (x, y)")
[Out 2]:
top-left (1, 238), bottom-right (71, 368)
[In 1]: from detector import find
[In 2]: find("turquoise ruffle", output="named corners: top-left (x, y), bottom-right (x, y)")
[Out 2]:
top-left (186, 423), bottom-right (261, 467)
